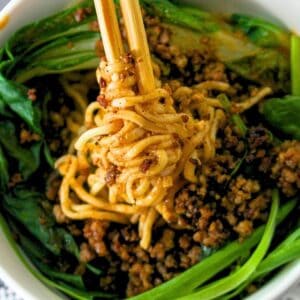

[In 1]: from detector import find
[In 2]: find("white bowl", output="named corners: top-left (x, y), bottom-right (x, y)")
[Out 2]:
top-left (0, 1), bottom-right (299, 299)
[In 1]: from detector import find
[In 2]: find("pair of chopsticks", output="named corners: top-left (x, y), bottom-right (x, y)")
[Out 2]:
top-left (94, 0), bottom-right (155, 95)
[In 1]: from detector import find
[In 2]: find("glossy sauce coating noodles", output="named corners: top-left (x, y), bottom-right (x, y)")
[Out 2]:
top-left (55, 53), bottom-right (272, 250)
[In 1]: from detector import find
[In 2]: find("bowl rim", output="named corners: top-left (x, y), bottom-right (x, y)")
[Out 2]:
top-left (0, 0), bottom-right (299, 299)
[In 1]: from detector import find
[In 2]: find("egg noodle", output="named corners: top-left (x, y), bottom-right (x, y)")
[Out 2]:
top-left (55, 54), bottom-right (272, 249)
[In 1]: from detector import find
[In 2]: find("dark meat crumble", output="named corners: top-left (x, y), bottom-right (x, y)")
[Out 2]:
top-left (42, 10), bottom-right (300, 299)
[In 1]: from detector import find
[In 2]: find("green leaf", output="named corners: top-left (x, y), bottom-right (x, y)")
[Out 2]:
top-left (141, 0), bottom-right (218, 33)
top-left (0, 145), bottom-right (9, 190)
top-left (56, 227), bottom-right (79, 258)
top-left (33, 259), bottom-right (85, 290)
top-left (12, 226), bottom-right (85, 290)
top-left (0, 0), bottom-right (99, 82)
top-left (2, 187), bottom-right (78, 257)
top-left (0, 121), bottom-right (41, 180)
top-left (0, 100), bottom-right (13, 118)
top-left (2, 0), bottom-right (96, 70)
top-left (0, 73), bottom-right (42, 133)
top-left (230, 14), bottom-right (290, 49)
top-left (15, 54), bottom-right (99, 83)
top-left (14, 32), bottom-right (99, 83)
top-left (15, 226), bottom-right (51, 261)
top-left (262, 95), bottom-right (300, 140)
top-left (0, 214), bottom-right (115, 300)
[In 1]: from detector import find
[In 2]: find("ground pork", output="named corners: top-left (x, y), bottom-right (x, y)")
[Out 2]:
top-left (272, 141), bottom-right (300, 197)
top-left (82, 220), bottom-right (204, 297)
top-left (144, 14), bottom-right (228, 86)
top-left (246, 126), bottom-right (274, 173)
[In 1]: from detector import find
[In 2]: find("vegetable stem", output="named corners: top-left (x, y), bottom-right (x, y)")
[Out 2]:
top-left (291, 34), bottom-right (300, 96)
top-left (218, 93), bottom-right (247, 137)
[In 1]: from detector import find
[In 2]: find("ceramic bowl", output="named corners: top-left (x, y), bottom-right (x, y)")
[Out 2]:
top-left (0, 1), bottom-right (299, 299)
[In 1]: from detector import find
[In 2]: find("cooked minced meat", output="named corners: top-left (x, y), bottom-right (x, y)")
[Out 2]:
top-left (272, 141), bottom-right (300, 197)
top-left (45, 12), bottom-right (299, 299)
top-left (82, 220), bottom-right (204, 297)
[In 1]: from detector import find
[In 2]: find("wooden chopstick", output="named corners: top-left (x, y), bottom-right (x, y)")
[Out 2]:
top-left (94, 0), bottom-right (124, 63)
top-left (120, 0), bottom-right (156, 94)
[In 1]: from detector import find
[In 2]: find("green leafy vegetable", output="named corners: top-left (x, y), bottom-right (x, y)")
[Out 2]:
top-left (0, 214), bottom-right (115, 300)
top-left (141, 0), bottom-right (219, 33)
top-left (6, 4), bottom-right (95, 54)
top-left (0, 121), bottom-right (41, 180)
top-left (2, 188), bottom-right (78, 256)
top-left (0, 145), bottom-right (9, 190)
top-left (0, 0), bottom-right (99, 82)
top-left (7, 219), bottom-right (85, 290)
top-left (222, 220), bottom-right (300, 299)
top-left (291, 34), bottom-right (300, 96)
top-left (141, 0), bottom-right (290, 92)
top-left (0, 74), bottom-right (42, 133)
top-left (218, 93), bottom-right (247, 136)
top-left (179, 189), bottom-right (279, 300)
top-left (262, 95), bottom-right (300, 140)
top-left (230, 14), bottom-right (290, 49)
top-left (0, 0), bottom-right (291, 91)
top-left (33, 259), bottom-right (85, 290)
top-left (173, 3), bottom-right (211, 20)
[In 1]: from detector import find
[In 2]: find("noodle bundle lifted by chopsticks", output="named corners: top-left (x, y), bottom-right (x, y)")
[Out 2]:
top-left (55, 0), bottom-right (271, 249)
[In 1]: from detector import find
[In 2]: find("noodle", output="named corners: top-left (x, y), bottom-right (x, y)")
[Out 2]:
top-left (56, 54), bottom-right (272, 249)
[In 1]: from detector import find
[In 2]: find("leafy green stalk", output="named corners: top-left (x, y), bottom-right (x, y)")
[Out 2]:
top-left (291, 35), bottom-right (300, 96)
top-left (173, 3), bottom-right (211, 20)
top-left (179, 189), bottom-right (279, 300)
top-left (218, 93), bottom-right (247, 136)
top-left (0, 145), bottom-right (9, 190)
top-left (129, 197), bottom-right (294, 300)
top-left (229, 149), bottom-right (248, 179)
top-left (0, 0), bottom-right (99, 82)
top-left (221, 225), bottom-right (300, 300)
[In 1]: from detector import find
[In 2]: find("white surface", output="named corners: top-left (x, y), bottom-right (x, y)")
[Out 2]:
top-left (0, 231), bottom-right (62, 300)
top-left (0, 0), bottom-right (300, 299)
